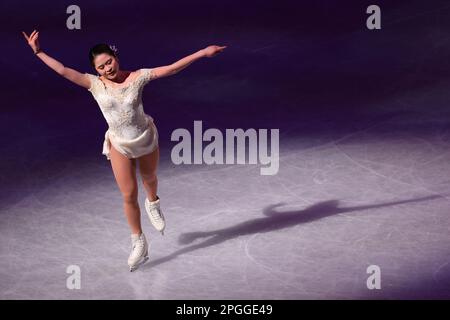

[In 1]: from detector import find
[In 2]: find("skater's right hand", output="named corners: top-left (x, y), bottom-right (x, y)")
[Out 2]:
top-left (22, 29), bottom-right (41, 54)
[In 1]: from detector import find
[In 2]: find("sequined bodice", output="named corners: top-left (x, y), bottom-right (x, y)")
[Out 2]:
top-left (85, 69), bottom-right (156, 139)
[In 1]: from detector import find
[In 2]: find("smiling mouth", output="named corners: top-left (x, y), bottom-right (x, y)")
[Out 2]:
top-left (107, 71), bottom-right (115, 75)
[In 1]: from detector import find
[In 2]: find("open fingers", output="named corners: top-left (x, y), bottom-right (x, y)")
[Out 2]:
top-left (22, 30), bottom-right (37, 42)
top-left (22, 31), bottom-right (29, 41)
top-left (31, 31), bottom-right (39, 41)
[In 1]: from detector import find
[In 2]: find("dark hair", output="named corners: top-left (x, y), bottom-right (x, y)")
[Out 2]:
top-left (88, 43), bottom-right (117, 68)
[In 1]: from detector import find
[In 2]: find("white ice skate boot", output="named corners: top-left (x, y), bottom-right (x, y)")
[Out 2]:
top-left (145, 195), bottom-right (166, 235)
top-left (128, 233), bottom-right (149, 272)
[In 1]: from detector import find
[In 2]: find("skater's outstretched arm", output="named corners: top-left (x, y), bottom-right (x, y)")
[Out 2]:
top-left (151, 45), bottom-right (227, 79)
top-left (22, 30), bottom-right (91, 89)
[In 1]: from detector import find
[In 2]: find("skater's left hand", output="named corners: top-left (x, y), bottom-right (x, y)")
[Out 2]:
top-left (202, 45), bottom-right (227, 58)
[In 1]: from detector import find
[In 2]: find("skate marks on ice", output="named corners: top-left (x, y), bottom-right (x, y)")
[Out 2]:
top-left (140, 194), bottom-right (441, 270)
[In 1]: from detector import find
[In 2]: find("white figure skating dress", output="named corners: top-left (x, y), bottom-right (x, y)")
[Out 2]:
top-left (85, 68), bottom-right (159, 160)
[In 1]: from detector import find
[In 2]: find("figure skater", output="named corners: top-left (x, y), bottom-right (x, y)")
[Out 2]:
top-left (22, 29), bottom-right (227, 271)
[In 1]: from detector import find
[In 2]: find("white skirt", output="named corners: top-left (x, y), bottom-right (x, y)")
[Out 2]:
top-left (102, 114), bottom-right (159, 160)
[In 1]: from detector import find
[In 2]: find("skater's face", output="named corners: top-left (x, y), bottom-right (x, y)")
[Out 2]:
top-left (94, 53), bottom-right (120, 80)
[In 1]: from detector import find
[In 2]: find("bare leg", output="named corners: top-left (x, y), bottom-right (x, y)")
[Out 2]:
top-left (138, 146), bottom-right (160, 201)
top-left (109, 144), bottom-right (142, 235)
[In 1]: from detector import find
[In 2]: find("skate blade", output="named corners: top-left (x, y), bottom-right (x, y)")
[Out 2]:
top-left (129, 256), bottom-right (149, 272)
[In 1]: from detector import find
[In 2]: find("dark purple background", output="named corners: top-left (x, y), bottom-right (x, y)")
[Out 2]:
top-left (3, 0), bottom-right (449, 146)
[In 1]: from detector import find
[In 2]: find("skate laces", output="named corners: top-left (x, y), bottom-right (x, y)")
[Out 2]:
top-left (131, 236), bottom-right (145, 256)
top-left (150, 207), bottom-right (162, 221)
top-left (148, 201), bottom-right (163, 221)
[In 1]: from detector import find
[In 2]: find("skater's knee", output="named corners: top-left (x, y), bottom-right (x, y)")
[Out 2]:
top-left (141, 172), bottom-right (157, 185)
top-left (122, 190), bottom-right (138, 205)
